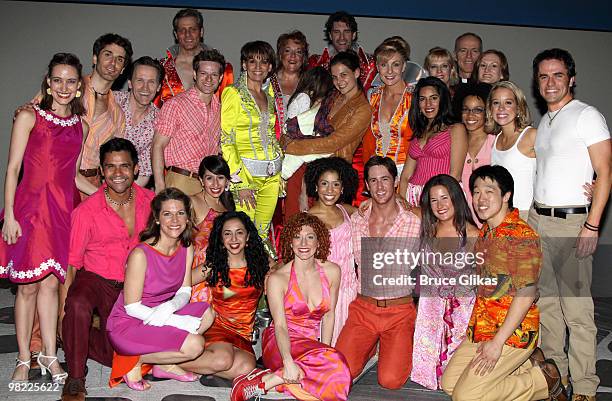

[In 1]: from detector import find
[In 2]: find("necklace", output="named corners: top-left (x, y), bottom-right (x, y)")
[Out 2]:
top-left (547, 99), bottom-right (573, 127)
top-left (105, 187), bottom-right (133, 206)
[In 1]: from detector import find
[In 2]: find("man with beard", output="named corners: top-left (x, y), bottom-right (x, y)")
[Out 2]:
top-left (114, 56), bottom-right (164, 187)
top-left (152, 49), bottom-right (226, 195)
top-left (308, 10), bottom-right (376, 92)
top-left (59, 139), bottom-right (154, 401)
top-left (78, 34), bottom-right (133, 193)
top-left (155, 8), bottom-right (233, 106)
top-left (335, 156), bottom-right (420, 389)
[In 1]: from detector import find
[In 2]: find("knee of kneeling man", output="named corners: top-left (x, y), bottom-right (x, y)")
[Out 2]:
top-left (209, 353), bottom-right (234, 372)
top-left (440, 372), bottom-right (455, 396)
top-left (378, 373), bottom-right (408, 390)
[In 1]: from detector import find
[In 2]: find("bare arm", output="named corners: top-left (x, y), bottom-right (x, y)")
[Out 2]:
top-left (398, 155), bottom-right (417, 200)
top-left (74, 121), bottom-right (98, 195)
top-left (182, 246), bottom-right (194, 287)
top-left (123, 248), bottom-right (148, 305)
top-left (576, 139), bottom-right (612, 258)
top-left (2, 110), bottom-right (35, 244)
top-left (152, 132), bottom-right (170, 194)
top-left (449, 123), bottom-right (468, 182)
top-left (320, 261), bottom-right (340, 345)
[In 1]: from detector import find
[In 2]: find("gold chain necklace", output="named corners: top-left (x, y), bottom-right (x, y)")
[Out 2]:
top-left (104, 187), bottom-right (133, 206)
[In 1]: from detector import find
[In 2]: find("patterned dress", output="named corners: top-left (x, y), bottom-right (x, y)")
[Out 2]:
top-left (411, 241), bottom-right (476, 389)
top-left (190, 208), bottom-right (221, 303)
top-left (0, 106), bottom-right (82, 283)
top-left (262, 262), bottom-right (351, 401)
top-left (328, 205), bottom-right (357, 346)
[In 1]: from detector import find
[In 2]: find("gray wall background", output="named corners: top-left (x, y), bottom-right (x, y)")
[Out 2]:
top-left (1, 1), bottom-right (611, 240)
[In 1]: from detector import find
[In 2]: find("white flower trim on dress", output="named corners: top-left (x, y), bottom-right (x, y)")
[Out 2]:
top-left (0, 258), bottom-right (66, 282)
top-left (34, 105), bottom-right (80, 127)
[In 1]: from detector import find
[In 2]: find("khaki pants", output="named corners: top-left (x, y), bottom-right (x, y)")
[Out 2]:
top-left (528, 206), bottom-right (599, 395)
top-left (441, 339), bottom-right (548, 401)
top-left (164, 170), bottom-right (202, 196)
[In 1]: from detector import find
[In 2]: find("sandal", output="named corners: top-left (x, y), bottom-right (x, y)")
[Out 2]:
top-left (37, 353), bottom-right (68, 385)
top-left (12, 358), bottom-right (30, 382)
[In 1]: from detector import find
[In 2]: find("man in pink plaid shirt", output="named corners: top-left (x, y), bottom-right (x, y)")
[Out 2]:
top-left (335, 155), bottom-right (420, 390)
top-left (152, 48), bottom-right (226, 195)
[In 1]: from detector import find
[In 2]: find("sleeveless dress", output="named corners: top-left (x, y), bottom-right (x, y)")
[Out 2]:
top-left (190, 208), bottom-right (221, 303)
top-left (411, 240), bottom-right (476, 389)
top-left (204, 266), bottom-right (262, 354)
top-left (262, 263), bottom-right (351, 401)
top-left (406, 129), bottom-right (452, 206)
top-left (106, 243), bottom-right (209, 355)
top-left (328, 205), bottom-right (357, 346)
top-left (461, 134), bottom-right (496, 227)
top-left (491, 126), bottom-right (536, 212)
top-left (0, 105), bottom-right (82, 284)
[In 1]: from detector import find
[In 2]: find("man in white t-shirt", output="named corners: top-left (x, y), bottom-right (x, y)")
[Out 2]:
top-left (529, 48), bottom-right (611, 401)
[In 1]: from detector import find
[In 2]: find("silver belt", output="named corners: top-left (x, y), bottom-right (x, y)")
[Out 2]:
top-left (241, 156), bottom-right (282, 177)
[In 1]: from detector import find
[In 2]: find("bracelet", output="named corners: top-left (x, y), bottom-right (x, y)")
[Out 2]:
top-left (584, 222), bottom-right (599, 232)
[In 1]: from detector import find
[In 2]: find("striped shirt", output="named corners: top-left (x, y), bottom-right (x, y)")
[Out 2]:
top-left (80, 75), bottom-right (126, 169)
top-left (154, 87), bottom-right (221, 172)
top-left (408, 129), bottom-right (451, 186)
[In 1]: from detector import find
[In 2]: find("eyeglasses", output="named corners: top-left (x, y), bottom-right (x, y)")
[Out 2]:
top-left (429, 64), bottom-right (451, 72)
top-left (461, 107), bottom-right (485, 115)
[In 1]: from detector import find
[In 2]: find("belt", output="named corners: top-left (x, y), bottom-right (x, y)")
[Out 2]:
top-left (167, 166), bottom-right (198, 179)
top-left (79, 168), bottom-right (99, 178)
top-left (534, 205), bottom-right (588, 219)
top-left (241, 156), bottom-right (282, 177)
top-left (106, 279), bottom-right (124, 290)
top-left (357, 294), bottom-right (412, 308)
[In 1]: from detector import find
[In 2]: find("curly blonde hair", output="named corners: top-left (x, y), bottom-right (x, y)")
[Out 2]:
top-left (280, 213), bottom-right (330, 263)
top-left (486, 80), bottom-right (532, 133)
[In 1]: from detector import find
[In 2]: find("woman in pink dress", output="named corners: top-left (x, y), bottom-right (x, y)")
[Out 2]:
top-left (399, 76), bottom-right (468, 206)
top-left (411, 174), bottom-right (478, 389)
top-left (106, 188), bottom-right (215, 390)
top-left (230, 213), bottom-right (350, 401)
top-left (190, 155), bottom-right (235, 303)
top-left (457, 83), bottom-right (494, 227)
top-left (304, 157), bottom-right (358, 345)
top-left (0, 53), bottom-right (94, 383)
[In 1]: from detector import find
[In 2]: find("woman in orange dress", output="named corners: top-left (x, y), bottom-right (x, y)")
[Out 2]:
top-left (190, 155), bottom-right (235, 303)
top-left (179, 211), bottom-right (269, 380)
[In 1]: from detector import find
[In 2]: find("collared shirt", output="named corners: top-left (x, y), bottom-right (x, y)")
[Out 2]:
top-left (467, 209), bottom-right (542, 349)
top-left (114, 91), bottom-right (158, 177)
top-left (155, 87), bottom-right (221, 173)
top-left (68, 184), bottom-right (154, 281)
top-left (351, 202), bottom-right (420, 298)
top-left (80, 74), bottom-right (126, 169)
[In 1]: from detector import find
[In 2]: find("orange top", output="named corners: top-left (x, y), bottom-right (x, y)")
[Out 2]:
top-left (363, 85), bottom-right (413, 165)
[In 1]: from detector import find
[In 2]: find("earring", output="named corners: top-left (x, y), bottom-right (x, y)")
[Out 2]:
top-left (155, 221), bottom-right (160, 225)
top-left (76, 90), bottom-right (81, 98)
top-left (46, 88), bottom-right (52, 95)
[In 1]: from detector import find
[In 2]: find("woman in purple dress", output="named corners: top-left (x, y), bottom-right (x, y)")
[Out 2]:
top-left (0, 53), bottom-right (94, 383)
top-left (106, 188), bottom-right (214, 390)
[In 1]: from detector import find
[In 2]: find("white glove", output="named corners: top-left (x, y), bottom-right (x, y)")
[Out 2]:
top-left (144, 286), bottom-right (192, 326)
top-left (125, 301), bottom-right (154, 322)
top-left (165, 314), bottom-right (201, 334)
top-left (144, 302), bottom-right (175, 327)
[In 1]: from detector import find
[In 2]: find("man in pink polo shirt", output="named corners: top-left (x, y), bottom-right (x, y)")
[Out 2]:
top-left (59, 138), bottom-right (154, 401)
top-left (152, 48), bottom-right (226, 195)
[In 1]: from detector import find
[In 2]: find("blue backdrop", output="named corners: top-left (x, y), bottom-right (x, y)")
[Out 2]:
top-left (63, 0), bottom-right (611, 32)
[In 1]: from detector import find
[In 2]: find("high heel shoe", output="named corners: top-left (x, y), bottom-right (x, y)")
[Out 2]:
top-left (122, 375), bottom-right (150, 391)
top-left (152, 365), bottom-right (199, 382)
top-left (12, 358), bottom-right (30, 382)
top-left (37, 353), bottom-right (67, 385)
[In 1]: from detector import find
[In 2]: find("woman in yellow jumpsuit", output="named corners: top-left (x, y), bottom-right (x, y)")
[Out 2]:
top-left (221, 41), bottom-right (282, 258)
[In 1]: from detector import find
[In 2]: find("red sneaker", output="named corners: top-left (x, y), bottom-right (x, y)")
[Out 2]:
top-left (230, 368), bottom-right (270, 401)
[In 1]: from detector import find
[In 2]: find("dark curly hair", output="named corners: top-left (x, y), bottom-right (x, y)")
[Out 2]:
top-left (304, 157), bottom-right (358, 204)
top-left (280, 213), bottom-right (330, 263)
top-left (205, 211), bottom-right (269, 289)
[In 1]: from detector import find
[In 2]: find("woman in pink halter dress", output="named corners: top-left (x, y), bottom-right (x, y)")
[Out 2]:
top-left (399, 76), bottom-right (467, 206)
top-left (189, 155), bottom-right (235, 303)
top-left (0, 53), bottom-right (94, 383)
top-left (230, 213), bottom-right (351, 401)
top-left (304, 157), bottom-right (358, 346)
